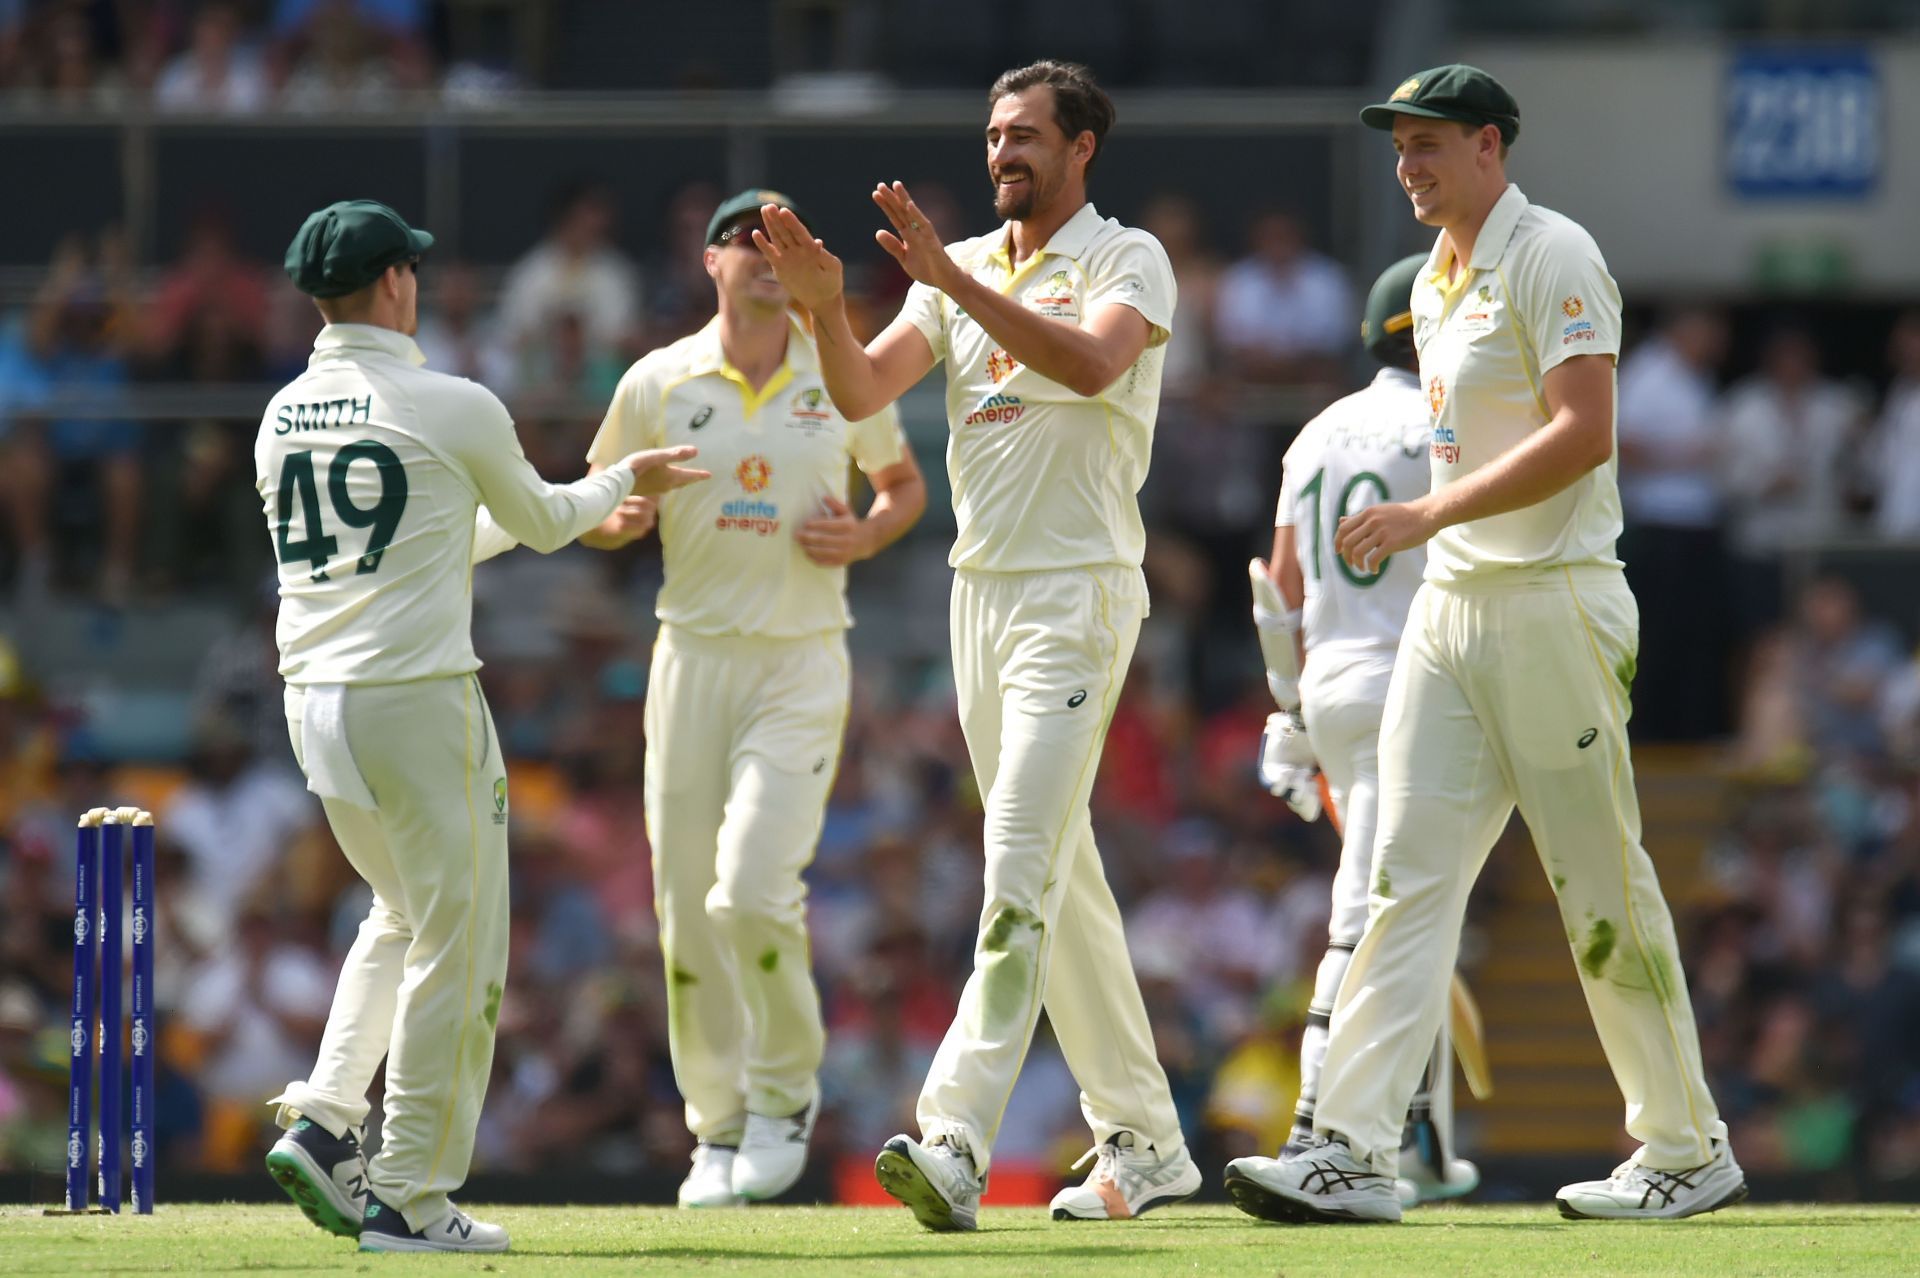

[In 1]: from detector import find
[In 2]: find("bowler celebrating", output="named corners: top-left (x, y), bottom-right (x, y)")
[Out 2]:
top-left (583, 189), bottom-right (925, 1209)
top-left (256, 200), bottom-right (705, 1253)
top-left (758, 60), bottom-right (1199, 1229)
top-left (1223, 66), bottom-right (1742, 1225)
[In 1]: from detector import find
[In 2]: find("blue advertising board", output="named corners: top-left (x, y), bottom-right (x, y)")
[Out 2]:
top-left (1725, 47), bottom-right (1880, 198)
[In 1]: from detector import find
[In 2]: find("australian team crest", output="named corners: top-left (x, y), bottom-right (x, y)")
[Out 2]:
top-left (492, 776), bottom-right (508, 825)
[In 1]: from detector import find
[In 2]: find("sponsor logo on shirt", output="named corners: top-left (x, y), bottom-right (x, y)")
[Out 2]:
top-left (1561, 295), bottom-right (1585, 319)
top-left (718, 453), bottom-right (781, 535)
top-left (986, 348), bottom-right (1019, 384)
top-left (1562, 319), bottom-right (1596, 345)
top-left (964, 393), bottom-right (1024, 426)
top-left (735, 454), bottom-right (773, 493)
top-left (1432, 424), bottom-right (1462, 465)
top-left (689, 405), bottom-right (713, 430)
top-left (1030, 269), bottom-right (1078, 318)
top-left (1426, 373), bottom-right (1447, 418)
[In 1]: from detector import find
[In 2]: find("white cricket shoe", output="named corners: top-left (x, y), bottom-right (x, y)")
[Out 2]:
top-left (265, 1116), bottom-right (370, 1238)
top-left (875, 1133), bottom-right (982, 1232)
top-left (678, 1143), bottom-right (746, 1208)
top-left (1397, 1157), bottom-right (1481, 1207)
top-left (1223, 1139), bottom-right (1402, 1224)
top-left (1556, 1143), bottom-right (1747, 1220)
top-left (733, 1098), bottom-right (817, 1201)
top-left (357, 1195), bottom-right (509, 1253)
top-left (1051, 1131), bottom-right (1202, 1220)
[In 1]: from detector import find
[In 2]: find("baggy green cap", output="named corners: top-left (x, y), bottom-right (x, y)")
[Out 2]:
top-left (1360, 253), bottom-right (1427, 367)
top-left (1360, 64), bottom-right (1520, 146)
top-left (284, 199), bottom-right (434, 298)
top-left (705, 188), bottom-right (809, 246)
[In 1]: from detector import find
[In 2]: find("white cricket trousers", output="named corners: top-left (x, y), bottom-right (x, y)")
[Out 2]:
top-left (645, 625), bottom-right (848, 1143)
top-left (1315, 566), bottom-right (1727, 1174)
top-left (918, 565), bottom-right (1185, 1173)
top-left (275, 676), bottom-right (508, 1233)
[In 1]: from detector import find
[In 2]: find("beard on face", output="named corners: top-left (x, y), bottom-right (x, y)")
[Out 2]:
top-left (992, 165), bottom-right (1043, 220)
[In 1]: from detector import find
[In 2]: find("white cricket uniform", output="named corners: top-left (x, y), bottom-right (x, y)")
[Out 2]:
top-left (587, 313), bottom-right (906, 1142)
top-left (258, 323), bottom-right (635, 1231)
top-left (1314, 186), bottom-right (1728, 1174)
top-left (894, 201), bottom-right (1185, 1172)
top-left (1274, 367), bottom-right (1431, 1139)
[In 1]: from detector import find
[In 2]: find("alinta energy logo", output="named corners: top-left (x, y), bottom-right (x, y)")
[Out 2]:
top-left (720, 453), bottom-right (780, 536)
top-left (965, 393), bottom-right (1024, 426)
top-left (986, 348), bottom-right (1019, 384)
top-left (1561, 295), bottom-right (1585, 319)
top-left (1426, 373), bottom-right (1447, 419)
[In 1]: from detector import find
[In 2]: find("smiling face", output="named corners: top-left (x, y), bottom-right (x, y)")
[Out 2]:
top-left (704, 218), bottom-right (788, 313)
top-left (985, 85), bottom-right (1089, 222)
top-left (1392, 115), bottom-right (1503, 228)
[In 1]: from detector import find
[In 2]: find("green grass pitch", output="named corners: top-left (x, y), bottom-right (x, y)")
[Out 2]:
top-left (3, 1203), bottom-right (1916, 1275)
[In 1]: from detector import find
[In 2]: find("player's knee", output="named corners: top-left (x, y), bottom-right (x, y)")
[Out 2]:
top-left (704, 882), bottom-right (798, 935)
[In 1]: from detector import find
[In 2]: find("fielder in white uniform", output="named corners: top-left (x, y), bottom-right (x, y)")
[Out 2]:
top-left (1225, 65), bottom-right (1743, 1226)
top-left (1249, 254), bottom-right (1477, 1205)
top-left (756, 60), bottom-right (1199, 1229)
top-left (581, 189), bottom-right (926, 1209)
top-left (255, 200), bottom-right (706, 1253)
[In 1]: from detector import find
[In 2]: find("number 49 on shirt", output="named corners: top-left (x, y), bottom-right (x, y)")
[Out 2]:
top-left (275, 441), bottom-right (409, 581)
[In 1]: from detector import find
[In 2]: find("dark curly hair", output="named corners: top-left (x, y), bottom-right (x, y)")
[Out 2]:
top-left (988, 60), bottom-right (1116, 181)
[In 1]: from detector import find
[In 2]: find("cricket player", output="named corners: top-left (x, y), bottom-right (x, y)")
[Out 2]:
top-left (1251, 253), bottom-right (1477, 1206)
top-left (255, 200), bottom-right (706, 1253)
top-left (757, 59), bottom-right (1199, 1231)
top-left (1224, 66), bottom-right (1743, 1225)
top-left (581, 189), bottom-right (926, 1208)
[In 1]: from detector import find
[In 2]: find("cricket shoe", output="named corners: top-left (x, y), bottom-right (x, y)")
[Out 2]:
top-left (733, 1098), bottom-right (817, 1201)
top-left (875, 1133), bottom-right (982, 1232)
top-left (264, 1116), bottom-right (371, 1239)
top-left (1556, 1143), bottom-right (1747, 1220)
top-left (357, 1195), bottom-right (509, 1253)
top-left (1051, 1131), bottom-right (1202, 1221)
top-left (1396, 1157), bottom-right (1481, 1207)
top-left (1223, 1138), bottom-right (1402, 1224)
top-left (678, 1143), bottom-right (746, 1208)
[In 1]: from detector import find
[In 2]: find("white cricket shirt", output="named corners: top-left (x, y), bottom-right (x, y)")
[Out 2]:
top-left (257, 324), bottom-right (634, 684)
top-left (587, 313), bottom-right (907, 638)
top-left (1411, 184), bottom-right (1624, 582)
top-left (1277, 367), bottom-right (1432, 661)
top-left (896, 202), bottom-right (1176, 573)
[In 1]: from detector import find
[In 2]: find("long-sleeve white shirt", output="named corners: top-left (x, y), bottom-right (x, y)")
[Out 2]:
top-left (256, 323), bottom-right (634, 684)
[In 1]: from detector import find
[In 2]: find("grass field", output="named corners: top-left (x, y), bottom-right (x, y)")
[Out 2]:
top-left (4, 1203), bottom-right (1919, 1276)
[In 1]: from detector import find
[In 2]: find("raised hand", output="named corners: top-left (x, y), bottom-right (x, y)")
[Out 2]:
top-left (621, 445), bottom-right (711, 496)
top-left (755, 205), bottom-right (846, 312)
top-left (871, 181), bottom-right (958, 291)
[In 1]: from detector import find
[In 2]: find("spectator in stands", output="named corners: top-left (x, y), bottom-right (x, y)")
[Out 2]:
top-left (1792, 578), bottom-right (1905, 760)
top-left (143, 208), bottom-right (271, 376)
top-left (178, 903), bottom-right (333, 1168)
top-left (1617, 307), bottom-right (1732, 739)
top-left (414, 260), bottom-right (514, 390)
top-left (21, 230), bottom-right (141, 600)
top-left (1128, 818), bottom-right (1271, 1044)
top-left (1213, 210), bottom-right (1353, 386)
top-left (153, 1), bottom-right (267, 113)
top-left (190, 577), bottom-right (289, 765)
top-left (10, 3), bottom-right (127, 108)
top-left (162, 714), bottom-right (322, 931)
top-left (1870, 311), bottom-right (1920, 541)
top-left (275, 0), bottom-right (422, 110)
top-left (1140, 194), bottom-right (1223, 399)
top-left (641, 180), bottom-right (723, 346)
top-left (498, 181), bottom-right (642, 370)
top-left (1721, 325), bottom-right (1867, 624)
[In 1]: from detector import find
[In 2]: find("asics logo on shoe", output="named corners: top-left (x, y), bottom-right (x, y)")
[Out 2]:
top-left (1300, 1160), bottom-right (1389, 1194)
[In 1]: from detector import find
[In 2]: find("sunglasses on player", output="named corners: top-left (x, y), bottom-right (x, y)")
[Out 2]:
top-left (713, 222), bottom-right (763, 249)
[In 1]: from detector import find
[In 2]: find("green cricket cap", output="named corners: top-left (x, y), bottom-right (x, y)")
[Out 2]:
top-left (1360, 253), bottom-right (1427, 367)
top-left (705, 188), bottom-right (809, 246)
top-left (1360, 64), bottom-right (1520, 146)
top-left (284, 199), bottom-right (434, 298)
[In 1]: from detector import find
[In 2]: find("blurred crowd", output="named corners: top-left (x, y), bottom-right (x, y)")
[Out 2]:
top-left (1, 170), bottom-right (1919, 1197)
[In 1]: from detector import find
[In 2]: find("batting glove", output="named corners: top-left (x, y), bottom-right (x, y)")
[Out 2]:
top-left (1259, 711), bottom-right (1322, 822)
